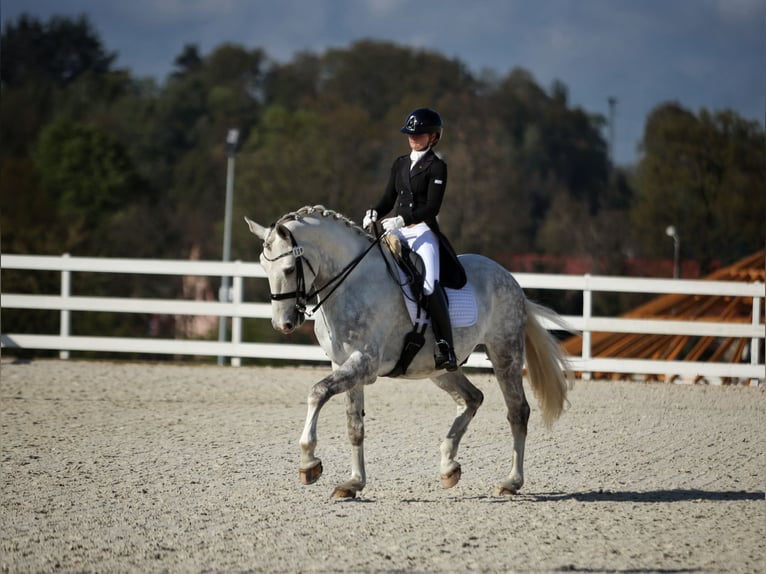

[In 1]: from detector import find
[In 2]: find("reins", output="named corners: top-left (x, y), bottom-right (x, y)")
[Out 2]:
top-left (264, 225), bottom-right (387, 319)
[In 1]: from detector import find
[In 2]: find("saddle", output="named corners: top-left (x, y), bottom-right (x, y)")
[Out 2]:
top-left (381, 233), bottom-right (433, 377)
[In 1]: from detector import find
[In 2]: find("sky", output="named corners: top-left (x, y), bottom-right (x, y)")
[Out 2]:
top-left (2, 0), bottom-right (764, 166)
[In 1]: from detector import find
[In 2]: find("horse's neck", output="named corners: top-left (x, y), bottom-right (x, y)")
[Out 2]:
top-left (306, 224), bottom-right (366, 270)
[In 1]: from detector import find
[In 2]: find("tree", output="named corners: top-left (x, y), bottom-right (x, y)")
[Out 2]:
top-left (263, 51), bottom-right (321, 109)
top-left (1, 13), bottom-right (115, 87)
top-left (319, 40), bottom-right (477, 121)
top-left (0, 158), bottom-right (60, 254)
top-left (632, 103), bottom-right (765, 271)
top-left (154, 43), bottom-right (267, 258)
top-left (435, 92), bottom-right (532, 254)
top-left (172, 44), bottom-right (203, 77)
top-left (0, 14), bottom-right (120, 160)
top-left (33, 119), bottom-right (148, 254)
top-left (235, 101), bottom-right (379, 242)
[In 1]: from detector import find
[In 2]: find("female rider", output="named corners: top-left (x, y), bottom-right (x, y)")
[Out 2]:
top-left (363, 108), bottom-right (465, 371)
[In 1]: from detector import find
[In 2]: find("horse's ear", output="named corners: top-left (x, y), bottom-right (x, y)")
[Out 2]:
top-left (244, 216), bottom-right (268, 240)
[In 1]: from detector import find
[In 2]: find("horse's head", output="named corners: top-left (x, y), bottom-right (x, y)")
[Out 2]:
top-left (247, 205), bottom-right (373, 334)
top-left (245, 216), bottom-right (315, 333)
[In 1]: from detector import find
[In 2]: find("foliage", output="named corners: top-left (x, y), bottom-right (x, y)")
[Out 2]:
top-left (632, 103), bottom-right (765, 272)
top-left (1, 13), bottom-right (764, 340)
top-left (1, 13), bottom-right (114, 87)
top-left (0, 14), bottom-right (118, 157)
top-left (34, 119), bottom-right (143, 240)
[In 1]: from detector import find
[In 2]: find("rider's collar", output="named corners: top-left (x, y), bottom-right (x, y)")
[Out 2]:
top-left (409, 147), bottom-right (430, 169)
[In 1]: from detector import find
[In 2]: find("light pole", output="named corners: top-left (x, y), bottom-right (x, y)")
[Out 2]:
top-left (607, 96), bottom-right (617, 166)
top-left (218, 128), bottom-right (240, 365)
top-left (665, 225), bottom-right (680, 279)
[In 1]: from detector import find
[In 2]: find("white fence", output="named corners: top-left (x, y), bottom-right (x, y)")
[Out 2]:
top-left (1, 254), bottom-right (764, 383)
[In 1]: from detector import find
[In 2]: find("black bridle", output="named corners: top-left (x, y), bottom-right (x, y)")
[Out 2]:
top-left (262, 226), bottom-right (385, 321)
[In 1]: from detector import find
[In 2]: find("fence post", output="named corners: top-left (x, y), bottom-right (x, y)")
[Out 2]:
top-left (751, 289), bottom-right (763, 386)
top-left (231, 262), bottom-right (243, 367)
top-left (581, 273), bottom-right (592, 381)
top-left (60, 253), bottom-right (71, 360)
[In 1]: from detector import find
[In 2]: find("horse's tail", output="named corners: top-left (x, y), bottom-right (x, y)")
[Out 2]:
top-left (524, 299), bottom-right (575, 428)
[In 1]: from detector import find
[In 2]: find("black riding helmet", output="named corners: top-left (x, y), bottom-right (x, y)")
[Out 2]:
top-left (400, 108), bottom-right (443, 142)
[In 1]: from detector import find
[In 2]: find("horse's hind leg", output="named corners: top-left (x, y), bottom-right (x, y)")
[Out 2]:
top-left (430, 371), bottom-right (485, 489)
top-left (486, 341), bottom-right (529, 495)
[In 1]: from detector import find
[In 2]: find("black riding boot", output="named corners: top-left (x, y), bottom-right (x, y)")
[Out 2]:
top-left (428, 281), bottom-right (458, 371)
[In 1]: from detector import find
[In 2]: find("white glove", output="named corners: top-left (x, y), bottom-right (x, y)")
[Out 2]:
top-left (381, 215), bottom-right (405, 232)
top-left (362, 209), bottom-right (377, 229)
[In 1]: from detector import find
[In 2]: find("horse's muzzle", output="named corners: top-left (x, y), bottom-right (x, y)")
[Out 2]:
top-left (275, 323), bottom-right (295, 334)
top-left (273, 309), bottom-right (305, 334)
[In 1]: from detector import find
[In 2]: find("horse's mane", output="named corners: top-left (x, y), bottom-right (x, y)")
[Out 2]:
top-left (276, 205), bottom-right (373, 241)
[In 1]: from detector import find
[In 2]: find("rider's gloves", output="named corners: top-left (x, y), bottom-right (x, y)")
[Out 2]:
top-left (362, 209), bottom-right (378, 229)
top-left (381, 215), bottom-right (405, 232)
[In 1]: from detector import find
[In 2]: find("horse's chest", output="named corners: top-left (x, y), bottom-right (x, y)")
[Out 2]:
top-left (313, 310), bottom-right (372, 356)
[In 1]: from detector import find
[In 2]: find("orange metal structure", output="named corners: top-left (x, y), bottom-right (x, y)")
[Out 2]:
top-left (562, 250), bottom-right (765, 383)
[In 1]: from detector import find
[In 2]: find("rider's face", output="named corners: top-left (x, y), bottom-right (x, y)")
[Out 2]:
top-left (407, 133), bottom-right (434, 152)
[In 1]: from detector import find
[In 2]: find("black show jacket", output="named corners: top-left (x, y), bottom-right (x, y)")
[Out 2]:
top-left (373, 150), bottom-right (466, 289)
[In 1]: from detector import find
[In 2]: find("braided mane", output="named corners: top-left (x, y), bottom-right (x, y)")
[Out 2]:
top-left (276, 205), bottom-right (372, 240)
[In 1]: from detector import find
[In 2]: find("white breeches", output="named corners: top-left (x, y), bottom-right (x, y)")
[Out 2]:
top-left (394, 222), bottom-right (440, 295)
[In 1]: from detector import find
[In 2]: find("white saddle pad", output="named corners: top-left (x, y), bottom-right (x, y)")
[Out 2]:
top-left (397, 268), bottom-right (478, 328)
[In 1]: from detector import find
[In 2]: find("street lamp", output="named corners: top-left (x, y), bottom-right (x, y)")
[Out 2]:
top-left (607, 96), bottom-right (617, 166)
top-left (218, 128), bottom-right (240, 365)
top-left (665, 225), bottom-right (680, 279)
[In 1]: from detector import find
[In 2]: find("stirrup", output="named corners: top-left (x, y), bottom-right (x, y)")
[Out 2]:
top-left (434, 340), bottom-right (458, 371)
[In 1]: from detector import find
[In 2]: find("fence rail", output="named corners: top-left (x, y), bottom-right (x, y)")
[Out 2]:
top-left (1, 254), bottom-right (763, 383)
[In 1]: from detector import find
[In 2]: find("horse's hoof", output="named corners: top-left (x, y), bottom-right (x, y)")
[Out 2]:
top-left (440, 465), bottom-right (462, 489)
top-left (492, 484), bottom-right (520, 496)
top-left (331, 486), bottom-right (358, 499)
top-left (300, 460), bottom-right (323, 485)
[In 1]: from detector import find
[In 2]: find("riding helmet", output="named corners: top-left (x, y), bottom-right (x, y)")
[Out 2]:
top-left (400, 108), bottom-right (443, 141)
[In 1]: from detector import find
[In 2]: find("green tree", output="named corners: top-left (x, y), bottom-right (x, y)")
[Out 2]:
top-left (0, 158), bottom-right (61, 254)
top-left (0, 13), bottom-right (115, 87)
top-left (632, 103), bottom-right (765, 271)
top-left (263, 51), bottom-right (321, 109)
top-left (319, 40), bottom-right (477, 121)
top-left (0, 14), bottom-right (117, 158)
top-left (435, 91), bottom-right (531, 254)
top-left (235, 100), bottom-right (379, 247)
top-left (172, 44), bottom-right (203, 77)
top-left (158, 44), bottom-right (266, 256)
top-left (33, 119), bottom-right (148, 254)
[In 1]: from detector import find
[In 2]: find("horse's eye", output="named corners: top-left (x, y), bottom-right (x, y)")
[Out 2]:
top-left (284, 265), bottom-right (295, 276)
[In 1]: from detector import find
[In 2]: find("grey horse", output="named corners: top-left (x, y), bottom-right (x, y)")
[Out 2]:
top-left (246, 205), bottom-right (573, 498)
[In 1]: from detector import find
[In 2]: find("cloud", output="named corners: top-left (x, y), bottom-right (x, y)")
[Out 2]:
top-left (362, 0), bottom-right (408, 18)
top-left (715, 0), bottom-right (764, 23)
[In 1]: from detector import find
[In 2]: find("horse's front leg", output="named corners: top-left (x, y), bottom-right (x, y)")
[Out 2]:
top-left (331, 383), bottom-right (366, 499)
top-left (298, 351), bottom-right (376, 497)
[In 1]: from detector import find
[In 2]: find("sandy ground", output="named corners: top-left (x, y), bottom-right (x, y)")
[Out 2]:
top-left (0, 360), bottom-right (763, 574)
